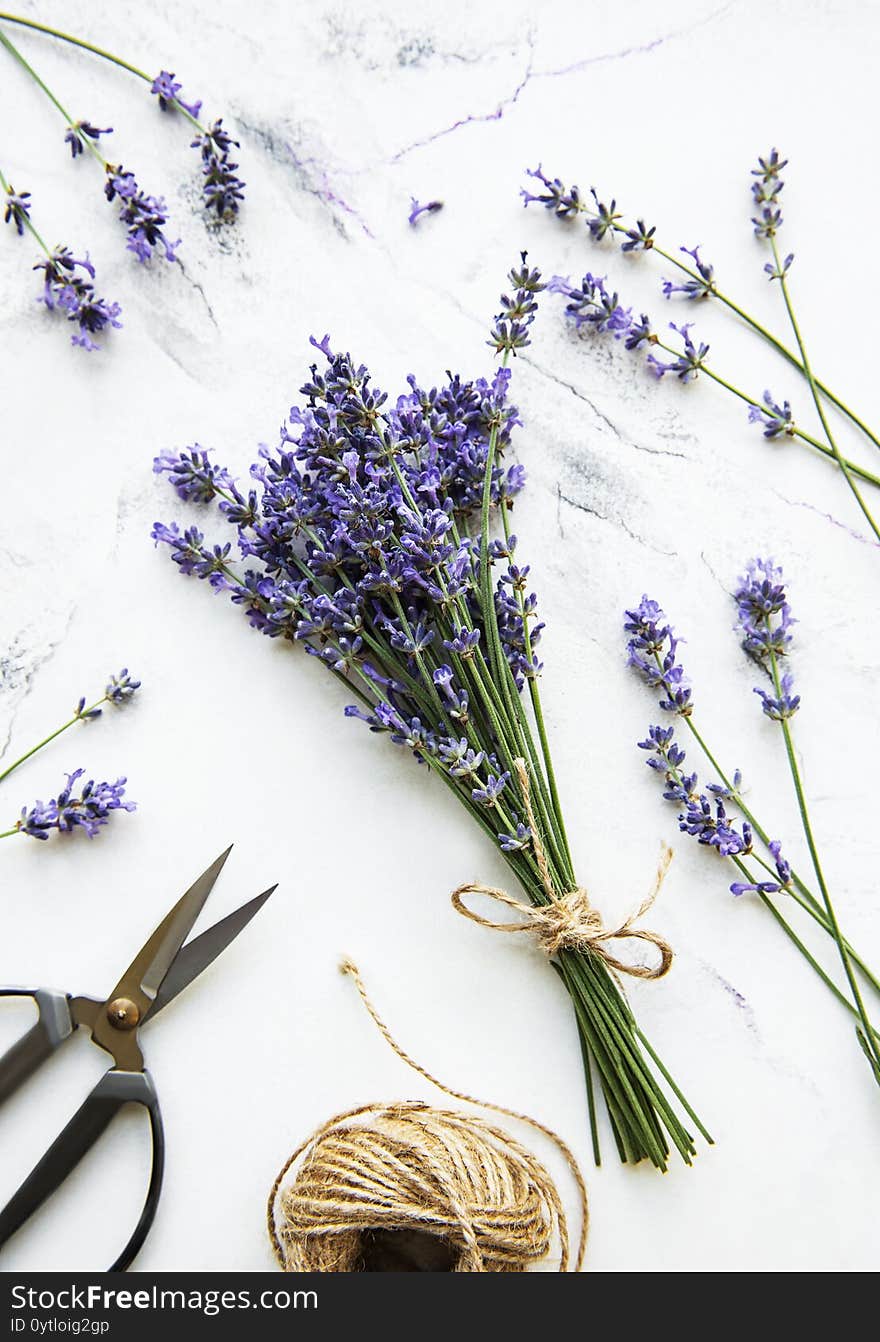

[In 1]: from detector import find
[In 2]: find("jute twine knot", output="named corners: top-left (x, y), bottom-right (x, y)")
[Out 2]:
top-left (453, 759), bottom-right (674, 980)
top-left (267, 962), bottom-right (588, 1273)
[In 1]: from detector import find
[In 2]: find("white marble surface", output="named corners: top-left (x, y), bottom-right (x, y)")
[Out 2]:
top-left (1, 0), bottom-right (878, 1273)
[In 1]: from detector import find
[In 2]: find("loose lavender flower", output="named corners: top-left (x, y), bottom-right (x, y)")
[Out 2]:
top-left (487, 252), bottom-right (545, 355)
top-left (11, 770), bottom-right (135, 841)
top-left (624, 596), bottom-right (693, 715)
top-left (748, 390), bottom-right (794, 439)
top-left (64, 120), bottom-right (112, 159)
top-left (33, 247), bottom-right (122, 351)
top-left (3, 185), bottom-right (31, 235)
top-left (408, 197), bottom-right (443, 226)
top-left (647, 323), bottom-right (709, 383)
top-left (151, 70), bottom-right (203, 119)
top-left (662, 246), bottom-right (715, 300)
top-left (191, 121), bottom-right (245, 220)
top-left (105, 166), bottom-right (180, 263)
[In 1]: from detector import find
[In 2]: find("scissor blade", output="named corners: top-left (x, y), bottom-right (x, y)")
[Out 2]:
top-left (106, 847), bottom-right (233, 1011)
top-left (146, 886), bottom-right (276, 1021)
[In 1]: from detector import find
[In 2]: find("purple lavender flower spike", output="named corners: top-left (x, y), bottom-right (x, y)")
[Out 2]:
top-left (3, 185), bottom-right (31, 235)
top-left (408, 197), bottom-right (443, 226)
top-left (550, 272), bottom-right (632, 338)
top-left (105, 669), bottom-right (141, 704)
top-left (33, 247), bottom-right (122, 352)
top-left (734, 557), bottom-right (800, 717)
top-left (624, 596), bottom-right (693, 715)
top-left (487, 252), bottom-right (545, 356)
top-left (151, 70), bottom-right (203, 119)
top-left (191, 121), bottom-right (245, 220)
top-left (64, 121), bottom-right (112, 159)
top-left (748, 391), bottom-right (794, 439)
top-left (13, 771), bottom-right (135, 841)
top-left (105, 166), bottom-right (180, 262)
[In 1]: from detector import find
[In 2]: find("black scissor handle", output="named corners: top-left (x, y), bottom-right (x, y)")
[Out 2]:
top-left (0, 989), bottom-right (74, 1107)
top-left (0, 1067), bottom-right (165, 1273)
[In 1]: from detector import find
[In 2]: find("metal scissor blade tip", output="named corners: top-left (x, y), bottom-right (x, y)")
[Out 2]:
top-left (147, 880), bottom-right (277, 1020)
top-left (137, 848), bottom-right (233, 1002)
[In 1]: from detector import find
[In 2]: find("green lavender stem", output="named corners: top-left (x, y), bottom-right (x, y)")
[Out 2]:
top-left (767, 235), bottom-right (880, 542)
top-left (765, 642), bottom-right (880, 1080)
top-left (0, 12), bottom-right (206, 132)
top-left (651, 337), bottom-right (880, 492)
top-left (0, 28), bottom-right (108, 165)
top-left (0, 697), bottom-right (106, 786)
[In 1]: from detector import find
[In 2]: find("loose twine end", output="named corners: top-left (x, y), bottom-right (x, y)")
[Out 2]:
top-left (453, 758), bottom-right (674, 981)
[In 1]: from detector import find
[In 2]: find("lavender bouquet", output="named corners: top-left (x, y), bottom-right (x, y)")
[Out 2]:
top-left (153, 259), bottom-right (708, 1169)
top-left (626, 565), bottom-right (880, 1085)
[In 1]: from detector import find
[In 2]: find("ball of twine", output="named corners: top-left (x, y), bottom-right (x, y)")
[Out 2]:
top-left (267, 962), bottom-right (587, 1273)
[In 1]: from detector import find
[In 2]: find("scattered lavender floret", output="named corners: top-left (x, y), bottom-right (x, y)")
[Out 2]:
top-left (105, 166), bottom-right (180, 262)
top-left (33, 246), bottom-right (122, 351)
top-left (151, 70), bottom-right (203, 119)
top-left (3, 185), bottom-right (31, 235)
top-left (13, 770), bottom-right (135, 841)
top-left (64, 121), bottom-right (112, 159)
top-left (408, 197), bottom-right (443, 226)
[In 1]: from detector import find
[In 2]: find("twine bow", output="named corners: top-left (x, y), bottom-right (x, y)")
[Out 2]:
top-left (452, 759), bottom-right (674, 981)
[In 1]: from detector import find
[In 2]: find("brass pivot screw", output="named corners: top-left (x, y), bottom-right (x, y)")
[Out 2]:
top-left (106, 997), bottom-right (140, 1031)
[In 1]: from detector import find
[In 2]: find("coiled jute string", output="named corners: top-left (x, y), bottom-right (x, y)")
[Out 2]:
top-left (453, 758), bottom-right (674, 980)
top-left (267, 961), bottom-right (588, 1273)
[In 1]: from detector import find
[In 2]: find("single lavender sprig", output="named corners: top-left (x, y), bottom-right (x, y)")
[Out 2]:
top-left (2, 770), bottom-right (135, 841)
top-left (733, 556), bottom-right (880, 1080)
top-left (190, 120), bottom-right (245, 220)
top-left (523, 161), bottom-right (880, 463)
top-left (748, 149), bottom-right (880, 545)
top-left (0, 669), bottom-right (140, 787)
top-left (627, 587), bottom-right (880, 1080)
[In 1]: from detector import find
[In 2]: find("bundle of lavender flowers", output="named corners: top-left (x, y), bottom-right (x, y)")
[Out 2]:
top-left (0, 12), bottom-right (244, 351)
top-left (0, 670), bottom-right (139, 843)
top-left (523, 152), bottom-right (880, 542)
top-left (153, 259), bottom-right (708, 1169)
top-left (626, 565), bottom-right (880, 1086)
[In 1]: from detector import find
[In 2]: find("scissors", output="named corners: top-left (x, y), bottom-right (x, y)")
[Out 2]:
top-left (0, 846), bottom-right (276, 1272)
